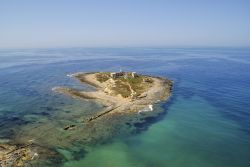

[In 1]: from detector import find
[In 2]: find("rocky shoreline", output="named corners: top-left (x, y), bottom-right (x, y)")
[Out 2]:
top-left (54, 72), bottom-right (173, 123)
top-left (1, 72), bottom-right (173, 166)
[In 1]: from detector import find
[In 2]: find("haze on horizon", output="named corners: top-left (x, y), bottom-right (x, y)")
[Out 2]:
top-left (0, 0), bottom-right (250, 49)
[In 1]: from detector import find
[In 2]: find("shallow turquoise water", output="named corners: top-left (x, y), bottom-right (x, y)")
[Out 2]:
top-left (64, 96), bottom-right (249, 167)
top-left (0, 48), bottom-right (250, 166)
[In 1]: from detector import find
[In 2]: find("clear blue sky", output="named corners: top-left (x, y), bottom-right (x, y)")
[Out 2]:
top-left (0, 0), bottom-right (250, 48)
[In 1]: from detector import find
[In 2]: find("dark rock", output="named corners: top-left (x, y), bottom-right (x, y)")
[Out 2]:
top-left (63, 124), bottom-right (76, 130)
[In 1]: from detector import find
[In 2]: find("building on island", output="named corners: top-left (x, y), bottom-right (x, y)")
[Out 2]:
top-left (110, 72), bottom-right (125, 79)
top-left (111, 71), bottom-right (138, 79)
top-left (131, 72), bottom-right (137, 78)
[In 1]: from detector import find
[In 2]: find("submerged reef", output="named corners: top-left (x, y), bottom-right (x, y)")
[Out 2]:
top-left (2, 71), bottom-right (172, 166)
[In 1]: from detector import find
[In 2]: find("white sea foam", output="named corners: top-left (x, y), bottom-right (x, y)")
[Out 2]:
top-left (51, 87), bottom-right (60, 91)
top-left (138, 104), bottom-right (153, 114)
top-left (66, 73), bottom-right (74, 77)
top-left (148, 104), bottom-right (153, 111)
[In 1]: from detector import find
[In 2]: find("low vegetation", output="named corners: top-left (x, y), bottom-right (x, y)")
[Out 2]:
top-left (95, 72), bottom-right (154, 98)
top-left (124, 75), bottom-right (153, 96)
top-left (95, 72), bottom-right (110, 83)
top-left (112, 80), bottom-right (131, 98)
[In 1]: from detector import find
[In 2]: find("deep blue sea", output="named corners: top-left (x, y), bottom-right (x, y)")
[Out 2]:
top-left (0, 48), bottom-right (250, 167)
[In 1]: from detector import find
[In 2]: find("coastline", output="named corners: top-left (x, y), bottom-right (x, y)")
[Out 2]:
top-left (53, 72), bottom-right (173, 122)
top-left (1, 71), bottom-right (173, 166)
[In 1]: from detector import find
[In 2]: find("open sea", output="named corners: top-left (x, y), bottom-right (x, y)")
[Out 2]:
top-left (0, 48), bottom-right (250, 167)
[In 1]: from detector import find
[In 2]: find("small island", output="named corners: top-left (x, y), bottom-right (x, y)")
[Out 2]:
top-left (54, 71), bottom-right (173, 123)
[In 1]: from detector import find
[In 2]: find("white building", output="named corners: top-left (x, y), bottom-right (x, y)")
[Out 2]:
top-left (131, 72), bottom-right (138, 78)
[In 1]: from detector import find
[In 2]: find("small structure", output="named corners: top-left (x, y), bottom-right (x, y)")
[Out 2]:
top-left (110, 71), bottom-right (138, 79)
top-left (124, 73), bottom-right (128, 79)
top-left (131, 72), bottom-right (138, 78)
top-left (110, 72), bottom-right (116, 78)
top-left (110, 72), bottom-right (125, 79)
